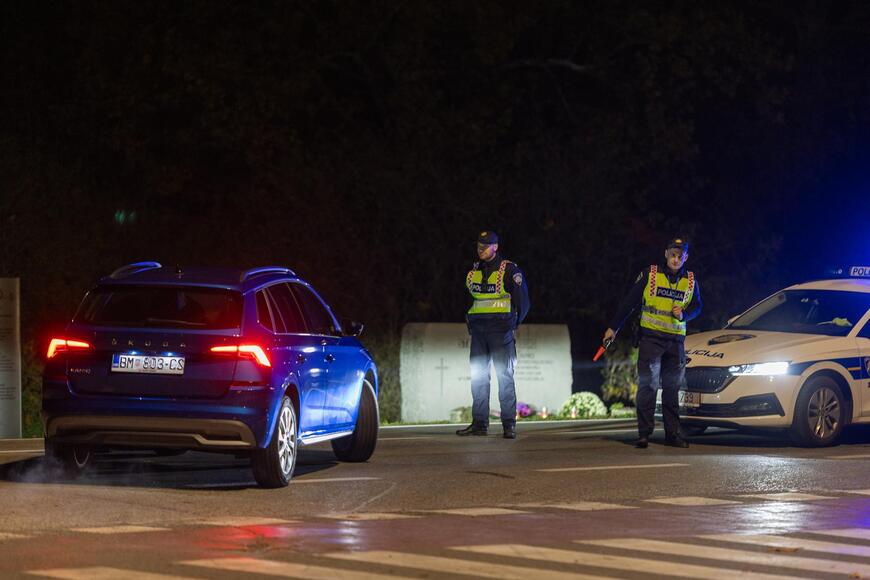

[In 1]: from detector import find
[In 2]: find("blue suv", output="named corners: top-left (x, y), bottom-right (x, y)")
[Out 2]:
top-left (42, 262), bottom-right (379, 487)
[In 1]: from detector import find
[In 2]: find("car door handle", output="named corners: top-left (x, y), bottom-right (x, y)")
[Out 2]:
top-left (296, 354), bottom-right (306, 364)
top-left (325, 354), bottom-right (335, 363)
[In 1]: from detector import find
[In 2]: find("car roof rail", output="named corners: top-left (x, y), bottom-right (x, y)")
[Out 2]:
top-left (241, 266), bottom-right (295, 282)
top-left (108, 261), bottom-right (163, 279)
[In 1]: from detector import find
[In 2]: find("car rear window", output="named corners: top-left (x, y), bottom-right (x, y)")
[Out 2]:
top-left (75, 285), bottom-right (243, 329)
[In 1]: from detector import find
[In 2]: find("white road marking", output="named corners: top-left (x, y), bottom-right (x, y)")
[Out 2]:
top-left (738, 492), bottom-right (837, 502)
top-left (828, 453), bottom-right (870, 459)
top-left (425, 507), bottom-right (528, 517)
top-left (0, 532), bottom-right (29, 540)
top-left (196, 517), bottom-right (296, 527)
top-left (811, 528), bottom-right (870, 541)
top-left (327, 550), bottom-right (611, 579)
top-left (378, 436), bottom-right (434, 441)
top-left (182, 557), bottom-right (416, 579)
top-left (705, 532), bottom-right (870, 558)
top-left (837, 488), bottom-right (870, 495)
top-left (537, 462), bottom-right (688, 473)
top-left (72, 525), bottom-right (169, 534)
top-left (582, 538), bottom-right (870, 577)
top-left (646, 496), bottom-right (741, 507)
top-left (322, 512), bottom-right (420, 521)
top-left (459, 543), bottom-right (788, 580)
top-left (27, 567), bottom-right (195, 580)
top-left (516, 501), bottom-right (634, 511)
top-left (293, 477), bottom-right (381, 484)
top-left (549, 429), bottom-right (640, 435)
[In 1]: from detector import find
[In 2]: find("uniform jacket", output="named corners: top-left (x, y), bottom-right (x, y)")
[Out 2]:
top-left (609, 264), bottom-right (702, 343)
top-left (466, 254), bottom-right (530, 333)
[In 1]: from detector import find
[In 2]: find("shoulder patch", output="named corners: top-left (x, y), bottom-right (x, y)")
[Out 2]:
top-left (513, 272), bottom-right (523, 286)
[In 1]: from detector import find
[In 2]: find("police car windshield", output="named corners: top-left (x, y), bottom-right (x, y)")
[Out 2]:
top-left (75, 285), bottom-right (243, 330)
top-left (730, 289), bottom-right (870, 336)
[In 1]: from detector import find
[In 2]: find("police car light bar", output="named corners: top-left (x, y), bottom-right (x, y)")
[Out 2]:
top-left (828, 266), bottom-right (870, 278)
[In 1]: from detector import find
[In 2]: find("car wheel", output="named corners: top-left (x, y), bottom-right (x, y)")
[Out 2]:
top-left (332, 379), bottom-right (379, 462)
top-left (790, 376), bottom-right (846, 447)
top-left (45, 440), bottom-right (94, 476)
top-left (252, 396), bottom-right (298, 488)
top-left (681, 425), bottom-right (707, 437)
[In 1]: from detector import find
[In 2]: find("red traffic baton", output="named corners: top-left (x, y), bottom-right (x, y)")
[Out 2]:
top-left (592, 338), bottom-right (614, 362)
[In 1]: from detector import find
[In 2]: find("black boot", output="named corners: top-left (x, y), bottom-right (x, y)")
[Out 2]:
top-left (635, 436), bottom-right (649, 449)
top-left (664, 434), bottom-right (689, 448)
top-left (456, 422), bottom-right (488, 436)
top-left (502, 422), bottom-right (517, 439)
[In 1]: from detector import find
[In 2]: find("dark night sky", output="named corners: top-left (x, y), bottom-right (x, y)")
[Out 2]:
top-left (3, 1), bottom-right (870, 419)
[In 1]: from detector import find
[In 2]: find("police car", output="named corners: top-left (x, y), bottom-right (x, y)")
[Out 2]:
top-left (674, 266), bottom-right (870, 446)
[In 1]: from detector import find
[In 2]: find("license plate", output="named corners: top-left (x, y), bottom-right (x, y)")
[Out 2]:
top-left (111, 354), bottom-right (185, 375)
top-left (679, 391), bottom-right (701, 408)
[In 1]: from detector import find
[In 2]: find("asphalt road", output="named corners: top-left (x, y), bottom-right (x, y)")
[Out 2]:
top-left (1, 420), bottom-right (869, 579)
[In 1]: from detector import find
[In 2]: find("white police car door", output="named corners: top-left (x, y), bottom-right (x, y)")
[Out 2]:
top-left (856, 316), bottom-right (870, 416)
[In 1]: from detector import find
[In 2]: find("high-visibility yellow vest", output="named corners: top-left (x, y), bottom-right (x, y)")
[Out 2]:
top-left (466, 260), bottom-right (513, 315)
top-left (639, 265), bottom-right (695, 335)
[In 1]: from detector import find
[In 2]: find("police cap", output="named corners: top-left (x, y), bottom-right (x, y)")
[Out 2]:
top-left (666, 237), bottom-right (689, 252)
top-left (477, 230), bottom-right (499, 245)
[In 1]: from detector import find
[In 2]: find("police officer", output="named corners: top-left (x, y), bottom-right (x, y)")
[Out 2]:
top-left (603, 237), bottom-right (702, 448)
top-left (457, 230), bottom-right (530, 439)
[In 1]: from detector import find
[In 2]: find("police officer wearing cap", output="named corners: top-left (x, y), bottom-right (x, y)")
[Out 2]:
top-left (603, 237), bottom-right (703, 448)
top-left (457, 230), bottom-right (530, 439)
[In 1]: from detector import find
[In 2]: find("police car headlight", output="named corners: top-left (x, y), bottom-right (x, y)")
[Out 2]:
top-left (728, 361), bottom-right (790, 376)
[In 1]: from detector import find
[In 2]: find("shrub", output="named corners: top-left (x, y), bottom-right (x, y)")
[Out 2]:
top-left (601, 340), bottom-right (638, 405)
top-left (559, 391), bottom-right (608, 419)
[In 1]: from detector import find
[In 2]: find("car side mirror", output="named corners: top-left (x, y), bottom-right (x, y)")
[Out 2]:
top-left (341, 318), bottom-right (364, 337)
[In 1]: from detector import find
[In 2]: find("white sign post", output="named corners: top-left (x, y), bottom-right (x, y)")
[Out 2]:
top-left (400, 323), bottom-right (572, 422)
top-left (0, 278), bottom-right (21, 438)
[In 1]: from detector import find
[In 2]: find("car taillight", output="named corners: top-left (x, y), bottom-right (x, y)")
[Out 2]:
top-left (210, 344), bottom-right (271, 367)
top-left (47, 338), bottom-right (92, 359)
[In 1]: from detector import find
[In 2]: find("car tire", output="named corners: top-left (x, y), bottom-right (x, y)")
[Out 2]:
top-left (45, 440), bottom-right (94, 476)
top-left (252, 396), bottom-right (298, 488)
top-left (790, 376), bottom-right (846, 447)
top-left (331, 379), bottom-right (379, 462)
top-left (681, 425), bottom-right (708, 437)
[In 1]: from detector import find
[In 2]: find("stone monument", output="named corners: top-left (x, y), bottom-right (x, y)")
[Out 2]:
top-left (400, 323), bottom-right (571, 422)
top-left (0, 279), bottom-right (21, 438)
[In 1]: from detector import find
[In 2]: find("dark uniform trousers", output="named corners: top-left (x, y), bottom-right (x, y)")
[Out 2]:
top-left (636, 334), bottom-right (685, 438)
top-left (469, 329), bottom-right (517, 426)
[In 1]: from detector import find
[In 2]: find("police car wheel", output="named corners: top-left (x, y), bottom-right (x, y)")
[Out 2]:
top-left (790, 377), bottom-right (845, 447)
top-left (332, 379), bottom-right (379, 462)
